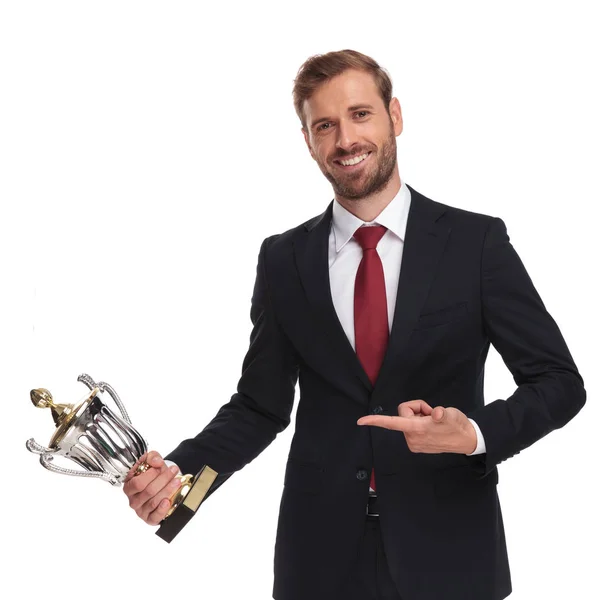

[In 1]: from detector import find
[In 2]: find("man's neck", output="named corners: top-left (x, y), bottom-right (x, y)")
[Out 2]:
top-left (334, 170), bottom-right (401, 223)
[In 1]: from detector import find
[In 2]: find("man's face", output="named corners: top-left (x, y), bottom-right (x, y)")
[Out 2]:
top-left (302, 69), bottom-right (403, 201)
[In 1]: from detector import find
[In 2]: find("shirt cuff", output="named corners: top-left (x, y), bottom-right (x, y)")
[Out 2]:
top-left (466, 418), bottom-right (486, 455)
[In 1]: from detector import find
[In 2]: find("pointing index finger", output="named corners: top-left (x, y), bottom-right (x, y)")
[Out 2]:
top-left (357, 415), bottom-right (418, 431)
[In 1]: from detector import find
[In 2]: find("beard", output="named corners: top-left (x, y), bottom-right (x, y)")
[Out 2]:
top-left (316, 124), bottom-right (397, 201)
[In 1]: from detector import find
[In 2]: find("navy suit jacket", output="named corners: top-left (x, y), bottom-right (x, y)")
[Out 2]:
top-left (165, 184), bottom-right (585, 600)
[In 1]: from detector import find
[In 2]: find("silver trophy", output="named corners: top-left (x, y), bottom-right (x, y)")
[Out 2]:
top-left (26, 373), bottom-right (218, 542)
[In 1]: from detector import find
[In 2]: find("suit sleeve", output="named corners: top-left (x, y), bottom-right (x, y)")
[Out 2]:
top-left (164, 235), bottom-right (300, 501)
top-left (467, 217), bottom-right (586, 477)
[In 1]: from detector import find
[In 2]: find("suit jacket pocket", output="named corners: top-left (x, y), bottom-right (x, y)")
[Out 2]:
top-left (434, 464), bottom-right (498, 498)
top-left (284, 459), bottom-right (325, 495)
top-left (414, 301), bottom-right (469, 330)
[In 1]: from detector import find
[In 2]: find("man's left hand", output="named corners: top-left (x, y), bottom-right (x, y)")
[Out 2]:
top-left (357, 399), bottom-right (477, 454)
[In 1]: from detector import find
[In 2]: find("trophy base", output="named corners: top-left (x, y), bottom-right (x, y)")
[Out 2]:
top-left (156, 465), bottom-right (218, 543)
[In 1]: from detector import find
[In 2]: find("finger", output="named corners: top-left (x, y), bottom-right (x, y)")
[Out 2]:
top-left (431, 405), bottom-right (447, 422)
top-left (124, 450), bottom-right (164, 484)
top-left (398, 404), bottom-right (417, 417)
top-left (140, 464), bottom-right (179, 504)
top-left (142, 450), bottom-right (166, 472)
top-left (140, 475), bottom-right (182, 524)
top-left (138, 465), bottom-right (181, 520)
top-left (398, 399), bottom-right (433, 417)
top-left (147, 450), bottom-right (165, 467)
top-left (147, 497), bottom-right (173, 526)
top-left (123, 464), bottom-right (162, 499)
top-left (124, 452), bottom-right (149, 483)
top-left (357, 415), bottom-right (417, 431)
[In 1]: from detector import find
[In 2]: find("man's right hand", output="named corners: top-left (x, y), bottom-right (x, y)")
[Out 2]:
top-left (123, 450), bottom-right (181, 525)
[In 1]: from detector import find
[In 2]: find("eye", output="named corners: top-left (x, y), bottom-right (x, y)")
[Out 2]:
top-left (316, 122), bottom-right (331, 132)
top-left (355, 110), bottom-right (369, 118)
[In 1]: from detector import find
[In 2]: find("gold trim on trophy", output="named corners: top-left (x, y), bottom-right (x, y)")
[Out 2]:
top-left (31, 387), bottom-right (99, 449)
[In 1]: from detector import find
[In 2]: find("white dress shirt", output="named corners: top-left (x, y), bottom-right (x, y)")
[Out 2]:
top-left (328, 179), bottom-right (486, 459)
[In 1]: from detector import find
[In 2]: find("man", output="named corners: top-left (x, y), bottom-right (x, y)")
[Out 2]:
top-left (123, 50), bottom-right (586, 600)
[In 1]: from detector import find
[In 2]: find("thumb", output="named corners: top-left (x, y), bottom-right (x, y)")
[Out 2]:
top-left (432, 406), bottom-right (446, 423)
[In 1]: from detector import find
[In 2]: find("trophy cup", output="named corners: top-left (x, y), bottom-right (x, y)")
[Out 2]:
top-left (26, 373), bottom-right (217, 543)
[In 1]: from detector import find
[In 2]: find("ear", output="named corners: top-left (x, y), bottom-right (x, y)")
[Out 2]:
top-left (302, 127), bottom-right (316, 161)
top-left (389, 97), bottom-right (403, 136)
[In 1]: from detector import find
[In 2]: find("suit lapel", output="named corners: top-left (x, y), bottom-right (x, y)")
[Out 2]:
top-left (293, 201), bottom-right (374, 394)
top-left (374, 184), bottom-right (451, 394)
top-left (292, 184), bottom-right (451, 401)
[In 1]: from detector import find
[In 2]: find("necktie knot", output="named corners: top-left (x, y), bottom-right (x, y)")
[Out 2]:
top-left (353, 224), bottom-right (387, 250)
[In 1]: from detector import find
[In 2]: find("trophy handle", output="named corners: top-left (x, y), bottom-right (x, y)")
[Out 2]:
top-left (26, 438), bottom-right (120, 485)
top-left (41, 454), bottom-right (120, 485)
top-left (77, 373), bottom-right (133, 424)
top-left (26, 437), bottom-right (55, 456)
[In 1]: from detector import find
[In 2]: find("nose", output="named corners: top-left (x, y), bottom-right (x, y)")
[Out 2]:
top-left (335, 118), bottom-right (360, 153)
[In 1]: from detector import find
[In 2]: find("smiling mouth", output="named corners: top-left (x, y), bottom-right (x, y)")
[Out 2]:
top-left (334, 151), bottom-right (372, 168)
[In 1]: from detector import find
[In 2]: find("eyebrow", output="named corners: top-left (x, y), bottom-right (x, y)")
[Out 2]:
top-left (310, 104), bottom-right (375, 130)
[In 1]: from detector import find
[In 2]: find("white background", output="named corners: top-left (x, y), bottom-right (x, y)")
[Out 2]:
top-left (1, 1), bottom-right (598, 599)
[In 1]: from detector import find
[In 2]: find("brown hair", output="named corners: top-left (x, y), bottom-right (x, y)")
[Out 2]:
top-left (292, 49), bottom-right (393, 130)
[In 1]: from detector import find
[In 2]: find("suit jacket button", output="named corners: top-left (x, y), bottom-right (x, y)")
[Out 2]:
top-left (356, 469), bottom-right (369, 481)
top-left (372, 406), bottom-right (383, 415)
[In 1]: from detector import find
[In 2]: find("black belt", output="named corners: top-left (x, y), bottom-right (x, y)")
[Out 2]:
top-left (366, 493), bottom-right (379, 518)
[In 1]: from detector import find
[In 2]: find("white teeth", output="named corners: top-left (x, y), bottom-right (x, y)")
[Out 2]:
top-left (339, 152), bottom-right (369, 166)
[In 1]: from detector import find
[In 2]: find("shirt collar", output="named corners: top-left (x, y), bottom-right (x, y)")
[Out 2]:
top-left (332, 179), bottom-right (411, 253)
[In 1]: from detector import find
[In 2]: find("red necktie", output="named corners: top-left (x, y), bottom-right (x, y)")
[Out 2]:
top-left (353, 224), bottom-right (389, 492)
